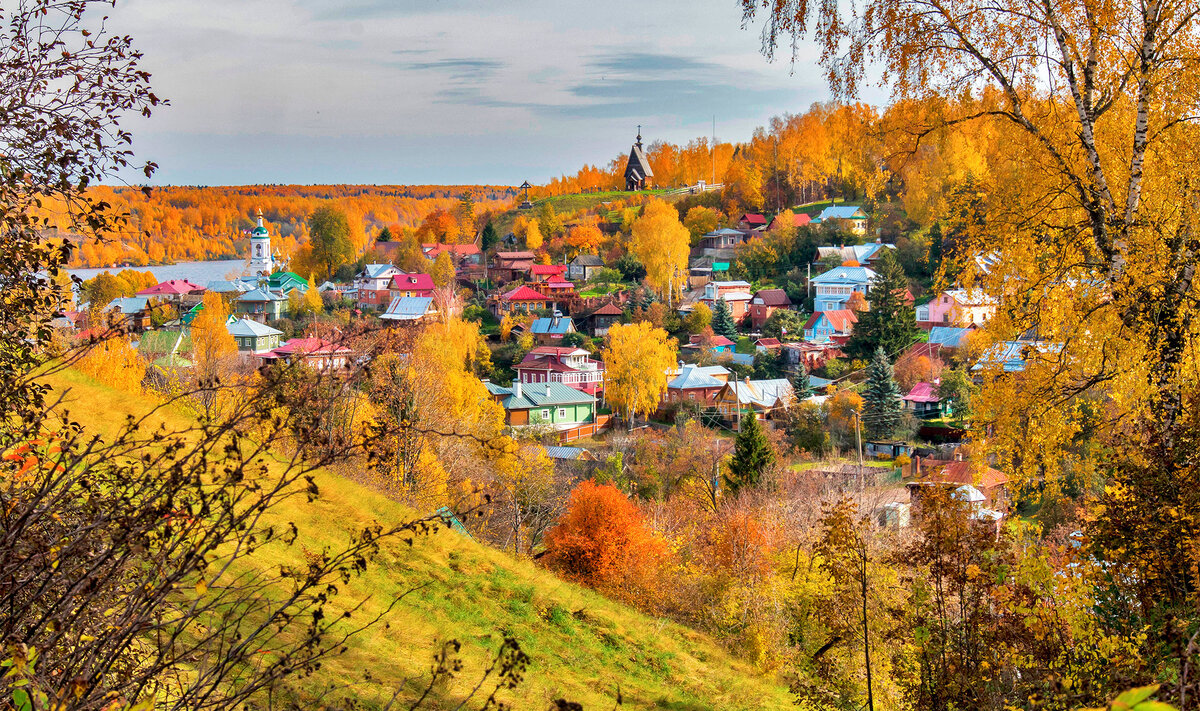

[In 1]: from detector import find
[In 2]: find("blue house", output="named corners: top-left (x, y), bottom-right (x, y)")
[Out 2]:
top-left (812, 205), bottom-right (869, 235)
top-left (529, 311), bottom-right (576, 345)
top-left (803, 310), bottom-right (858, 341)
top-left (810, 265), bottom-right (876, 312)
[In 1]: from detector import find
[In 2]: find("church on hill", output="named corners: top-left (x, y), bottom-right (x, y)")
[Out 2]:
top-left (624, 127), bottom-right (654, 191)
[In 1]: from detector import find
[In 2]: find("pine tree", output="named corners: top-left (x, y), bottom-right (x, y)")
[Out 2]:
top-left (725, 411), bottom-right (775, 495)
top-left (863, 346), bottom-right (903, 440)
top-left (791, 366), bottom-right (813, 400)
top-left (844, 249), bottom-right (921, 360)
top-left (712, 296), bottom-right (738, 338)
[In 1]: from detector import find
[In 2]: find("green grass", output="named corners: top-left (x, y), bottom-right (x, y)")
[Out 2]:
top-left (790, 459), bottom-right (896, 472)
top-left (735, 337), bottom-right (755, 354)
top-left (43, 369), bottom-right (793, 710)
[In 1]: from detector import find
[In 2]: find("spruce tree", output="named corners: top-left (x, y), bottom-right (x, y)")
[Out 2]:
top-left (844, 249), bottom-right (921, 360)
top-left (791, 366), bottom-right (813, 400)
top-left (863, 346), bottom-right (903, 440)
top-left (712, 296), bottom-right (738, 338)
top-left (725, 411), bottom-right (775, 494)
top-left (480, 221), bottom-right (498, 251)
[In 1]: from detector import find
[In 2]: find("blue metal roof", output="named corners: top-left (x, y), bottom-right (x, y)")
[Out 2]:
top-left (810, 265), bottom-right (876, 285)
top-left (928, 326), bottom-right (971, 348)
top-left (815, 205), bottom-right (867, 221)
top-left (380, 296), bottom-right (433, 321)
top-left (531, 316), bottom-right (575, 335)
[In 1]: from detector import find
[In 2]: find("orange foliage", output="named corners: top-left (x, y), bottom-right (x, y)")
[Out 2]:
top-left (544, 480), bottom-right (668, 592)
top-left (45, 185), bottom-right (511, 268)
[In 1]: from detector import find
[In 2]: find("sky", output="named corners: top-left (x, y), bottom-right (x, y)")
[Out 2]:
top-left (110, 0), bottom-right (841, 186)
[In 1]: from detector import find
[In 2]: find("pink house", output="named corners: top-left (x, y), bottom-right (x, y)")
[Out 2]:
top-left (917, 289), bottom-right (997, 328)
top-left (387, 273), bottom-right (435, 300)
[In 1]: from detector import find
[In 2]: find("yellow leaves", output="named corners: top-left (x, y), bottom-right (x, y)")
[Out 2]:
top-left (77, 337), bottom-right (145, 396)
top-left (630, 198), bottom-right (689, 303)
top-left (601, 321), bottom-right (677, 422)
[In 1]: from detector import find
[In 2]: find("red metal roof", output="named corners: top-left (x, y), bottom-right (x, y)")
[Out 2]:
top-left (137, 279), bottom-right (203, 296)
top-left (271, 337), bottom-right (353, 357)
top-left (740, 213), bottom-right (767, 225)
top-left (903, 382), bottom-right (940, 403)
top-left (587, 302), bottom-right (624, 316)
top-left (753, 288), bottom-right (791, 306)
top-left (423, 243), bottom-right (481, 257)
top-left (502, 286), bottom-right (548, 301)
top-left (387, 273), bottom-right (435, 291)
top-left (755, 338), bottom-right (781, 347)
top-left (530, 264), bottom-right (567, 275)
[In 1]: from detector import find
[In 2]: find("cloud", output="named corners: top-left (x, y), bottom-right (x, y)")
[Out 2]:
top-left (388, 56), bottom-right (506, 83)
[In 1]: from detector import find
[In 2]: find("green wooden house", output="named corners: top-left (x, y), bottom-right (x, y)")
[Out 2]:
top-left (483, 380), bottom-right (595, 429)
top-left (226, 317), bottom-right (284, 352)
top-left (235, 288), bottom-right (288, 321)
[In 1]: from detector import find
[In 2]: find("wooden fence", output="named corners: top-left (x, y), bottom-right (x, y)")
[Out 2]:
top-left (558, 414), bottom-right (613, 442)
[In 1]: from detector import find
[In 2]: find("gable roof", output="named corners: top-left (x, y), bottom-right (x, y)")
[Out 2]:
top-left (811, 265), bottom-right (877, 286)
top-left (491, 380), bottom-right (593, 410)
top-left (237, 288), bottom-right (286, 303)
top-left (723, 378), bottom-right (795, 409)
top-left (626, 143), bottom-right (654, 180)
top-left (570, 254), bottom-right (604, 267)
top-left (360, 263), bottom-right (398, 280)
top-left (583, 302), bottom-right (624, 318)
top-left (771, 211), bottom-right (813, 229)
top-left (739, 213), bottom-right (767, 225)
top-left (495, 251), bottom-right (535, 260)
top-left (815, 205), bottom-right (867, 221)
top-left (927, 326), bottom-right (972, 348)
top-left (423, 243), bottom-right (481, 258)
top-left (804, 309), bottom-right (858, 332)
top-left (138, 279), bottom-right (202, 297)
top-left (530, 264), bottom-right (568, 275)
top-left (755, 338), bottom-right (782, 348)
top-left (502, 286), bottom-right (548, 302)
top-left (105, 296), bottom-right (149, 314)
top-left (530, 316), bottom-right (575, 335)
top-left (381, 296), bottom-right (434, 321)
top-left (387, 273), bottom-right (435, 291)
top-left (927, 461), bottom-right (1009, 490)
top-left (206, 279), bottom-right (249, 294)
top-left (903, 382), bottom-right (941, 403)
top-left (751, 289), bottom-right (791, 306)
top-left (271, 337), bottom-right (353, 357)
top-left (668, 364), bottom-right (727, 390)
top-left (544, 445), bottom-right (594, 461)
top-left (226, 318), bottom-right (283, 338)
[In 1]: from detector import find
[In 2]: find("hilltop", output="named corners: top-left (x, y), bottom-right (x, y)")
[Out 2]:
top-left (42, 368), bottom-right (793, 710)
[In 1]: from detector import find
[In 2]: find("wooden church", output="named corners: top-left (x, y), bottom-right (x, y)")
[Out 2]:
top-left (624, 127), bottom-right (654, 191)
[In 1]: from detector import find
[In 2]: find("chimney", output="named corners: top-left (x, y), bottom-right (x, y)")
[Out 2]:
top-left (514, 381), bottom-right (522, 398)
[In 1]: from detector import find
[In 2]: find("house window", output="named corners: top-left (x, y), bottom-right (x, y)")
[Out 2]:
top-left (541, 409), bottom-right (550, 420)
top-left (557, 408), bottom-right (568, 419)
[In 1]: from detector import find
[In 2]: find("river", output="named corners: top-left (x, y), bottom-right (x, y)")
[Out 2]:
top-left (68, 259), bottom-right (250, 285)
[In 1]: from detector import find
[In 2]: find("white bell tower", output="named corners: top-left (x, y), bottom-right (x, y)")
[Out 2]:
top-left (248, 208), bottom-right (273, 275)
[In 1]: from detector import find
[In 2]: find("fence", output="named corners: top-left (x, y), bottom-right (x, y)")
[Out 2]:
top-left (558, 414), bottom-right (613, 442)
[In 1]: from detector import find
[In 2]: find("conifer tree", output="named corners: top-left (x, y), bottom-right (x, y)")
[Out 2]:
top-left (480, 221), bottom-right (498, 251)
top-left (725, 411), bottom-right (774, 495)
top-left (863, 346), bottom-right (902, 440)
top-left (712, 296), bottom-right (738, 338)
top-left (844, 249), bottom-right (920, 360)
top-left (791, 366), bottom-right (813, 401)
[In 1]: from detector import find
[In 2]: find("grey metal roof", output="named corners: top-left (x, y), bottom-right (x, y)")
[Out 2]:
top-left (545, 445), bottom-right (590, 460)
top-left (380, 296), bottom-right (433, 321)
top-left (105, 296), bottom-right (149, 314)
top-left (571, 254), bottom-right (604, 266)
top-left (725, 378), bottom-right (795, 408)
top-left (226, 318), bottom-right (283, 338)
top-left (668, 364), bottom-right (726, 390)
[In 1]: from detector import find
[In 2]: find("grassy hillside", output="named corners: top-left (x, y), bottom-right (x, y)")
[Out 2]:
top-left (491, 189), bottom-right (671, 238)
top-left (42, 368), bottom-right (793, 709)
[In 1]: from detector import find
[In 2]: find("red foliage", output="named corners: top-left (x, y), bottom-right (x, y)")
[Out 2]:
top-left (544, 480), bottom-right (667, 590)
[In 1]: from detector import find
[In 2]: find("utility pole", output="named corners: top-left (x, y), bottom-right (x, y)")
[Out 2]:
top-left (712, 115), bottom-right (716, 186)
top-left (854, 410), bottom-right (864, 491)
top-left (861, 542), bottom-right (875, 711)
top-left (807, 262), bottom-right (812, 300)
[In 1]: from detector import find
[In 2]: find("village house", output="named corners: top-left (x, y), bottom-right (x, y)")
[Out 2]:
top-left (903, 382), bottom-right (950, 419)
top-left (916, 289), bottom-right (997, 327)
top-left (713, 377), bottom-right (796, 423)
top-left (234, 288), bottom-right (289, 322)
top-left (100, 296), bottom-right (151, 332)
top-left (534, 278), bottom-right (576, 301)
top-left (754, 338), bottom-right (782, 352)
top-left (810, 265), bottom-right (876, 312)
top-left (387, 273), bottom-right (435, 300)
top-left (907, 460), bottom-right (1011, 514)
top-left (681, 333), bottom-right (735, 356)
top-left (567, 254), bottom-right (604, 281)
top-left (137, 279), bottom-right (205, 308)
top-left (529, 263), bottom-right (568, 284)
top-left (494, 285), bottom-right (549, 316)
top-left (698, 228), bottom-right (752, 251)
top-left (226, 317), bottom-right (283, 353)
top-left (355, 264), bottom-right (402, 309)
top-left (748, 288), bottom-right (792, 330)
top-left (688, 255), bottom-right (729, 289)
top-left (812, 205), bottom-right (869, 235)
top-left (262, 337), bottom-right (353, 371)
top-left (490, 251), bottom-right (536, 282)
top-left (769, 211), bottom-right (813, 230)
top-left (529, 311), bottom-right (576, 345)
top-left (662, 363), bottom-right (730, 408)
top-left (781, 341), bottom-right (841, 372)
top-left (700, 280), bottom-right (753, 322)
top-left (484, 380), bottom-right (596, 429)
top-left (268, 271), bottom-right (308, 295)
top-left (422, 242), bottom-right (482, 266)
top-left (380, 296), bottom-right (436, 324)
top-left (803, 309), bottom-right (857, 341)
top-left (575, 302), bottom-right (623, 337)
top-left (815, 241), bottom-right (896, 267)
top-left (736, 213), bottom-right (767, 230)
top-left (514, 346), bottom-right (604, 395)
